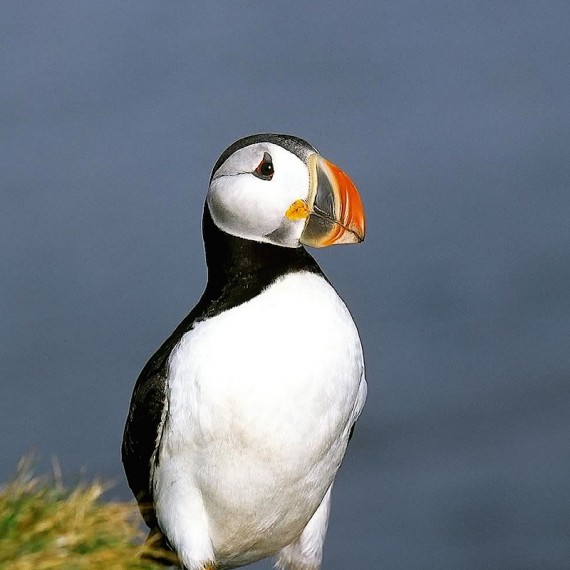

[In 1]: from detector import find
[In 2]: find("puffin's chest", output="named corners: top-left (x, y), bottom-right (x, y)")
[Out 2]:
top-left (165, 271), bottom-right (363, 454)
top-left (155, 271), bottom-right (365, 565)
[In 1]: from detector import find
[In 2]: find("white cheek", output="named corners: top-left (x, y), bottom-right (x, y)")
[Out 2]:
top-left (207, 143), bottom-right (311, 245)
top-left (208, 172), bottom-right (310, 244)
top-left (208, 175), bottom-right (285, 238)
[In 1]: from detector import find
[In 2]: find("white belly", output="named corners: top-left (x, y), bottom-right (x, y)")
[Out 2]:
top-left (154, 271), bottom-right (366, 568)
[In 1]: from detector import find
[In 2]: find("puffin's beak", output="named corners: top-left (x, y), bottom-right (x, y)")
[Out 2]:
top-left (286, 154), bottom-right (365, 248)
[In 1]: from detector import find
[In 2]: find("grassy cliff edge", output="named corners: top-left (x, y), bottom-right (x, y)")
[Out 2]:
top-left (0, 458), bottom-right (169, 570)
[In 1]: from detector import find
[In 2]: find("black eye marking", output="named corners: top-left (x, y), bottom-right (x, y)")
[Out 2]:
top-left (254, 152), bottom-right (274, 180)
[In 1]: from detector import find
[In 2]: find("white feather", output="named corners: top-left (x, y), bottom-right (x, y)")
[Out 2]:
top-left (154, 271), bottom-right (366, 569)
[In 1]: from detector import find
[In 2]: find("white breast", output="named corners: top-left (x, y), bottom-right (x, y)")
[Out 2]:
top-left (154, 271), bottom-right (366, 568)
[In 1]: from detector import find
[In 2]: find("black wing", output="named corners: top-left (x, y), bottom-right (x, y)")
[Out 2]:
top-left (122, 278), bottom-right (218, 520)
top-left (121, 334), bottom-right (175, 531)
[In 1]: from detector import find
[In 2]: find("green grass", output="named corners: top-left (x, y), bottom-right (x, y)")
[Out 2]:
top-left (0, 457), bottom-right (173, 569)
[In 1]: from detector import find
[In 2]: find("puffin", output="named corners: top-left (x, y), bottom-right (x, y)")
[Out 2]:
top-left (122, 133), bottom-right (367, 570)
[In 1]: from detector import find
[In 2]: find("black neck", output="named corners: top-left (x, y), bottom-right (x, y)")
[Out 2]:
top-left (202, 206), bottom-right (321, 283)
top-left (196, 206), bottom-right (323, 319)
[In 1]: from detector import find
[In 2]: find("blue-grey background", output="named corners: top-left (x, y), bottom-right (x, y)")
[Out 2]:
top-left (2, 2), bottom-right (569, 569)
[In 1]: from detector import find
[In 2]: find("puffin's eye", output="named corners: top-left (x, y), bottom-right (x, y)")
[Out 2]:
top-left (254, 152), bottom-right (274, 180)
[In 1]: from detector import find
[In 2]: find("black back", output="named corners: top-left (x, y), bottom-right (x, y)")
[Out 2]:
top-left (121, 205), bottom-right (324, 540)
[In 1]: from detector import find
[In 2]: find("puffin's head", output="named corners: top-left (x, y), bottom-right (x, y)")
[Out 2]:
top-left (207, 134), bottom-right (365, 248)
